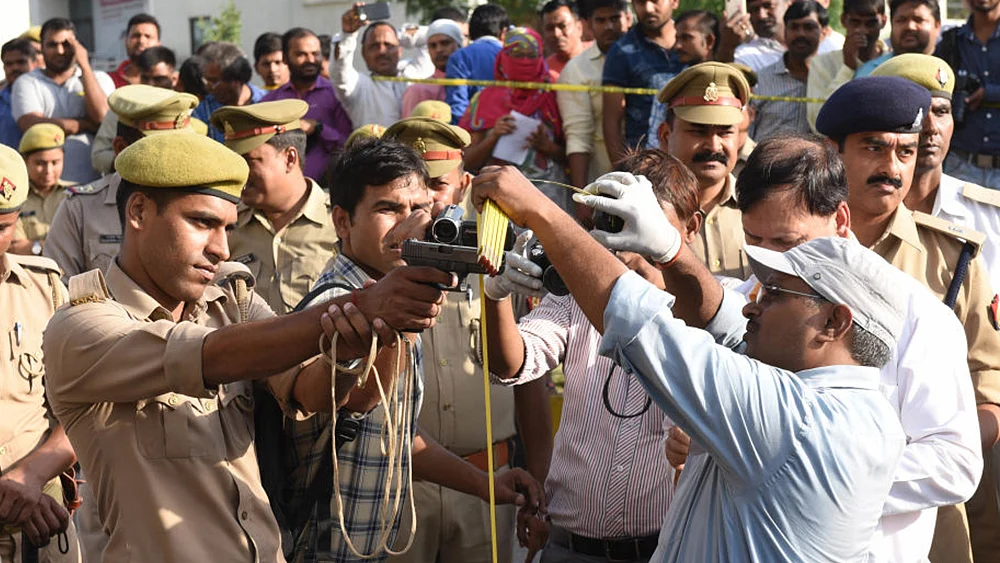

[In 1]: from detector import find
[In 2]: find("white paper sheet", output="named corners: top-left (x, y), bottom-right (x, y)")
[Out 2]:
top-left (492, 111), bottom-right (541, 165)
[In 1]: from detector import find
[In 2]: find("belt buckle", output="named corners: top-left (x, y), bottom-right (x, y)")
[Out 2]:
top-left (976, 154), bottom-right (993, 169)
top-left (603, 538), bottom-right (638, 562)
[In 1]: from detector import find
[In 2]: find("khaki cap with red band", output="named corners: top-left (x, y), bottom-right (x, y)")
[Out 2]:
top-left (210, 100), bottom-right (308, 155)
top-left (384, 116), bottom-right (472, 178)
top-left (656, 62), bottom-right (751, 127)
top-left (109, 85), bottom-right (200, 136)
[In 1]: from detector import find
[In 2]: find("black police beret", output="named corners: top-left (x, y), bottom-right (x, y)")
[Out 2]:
top-left (815, 76), bottom-right (932, 140)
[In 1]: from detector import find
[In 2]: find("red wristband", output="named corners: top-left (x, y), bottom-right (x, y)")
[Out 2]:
top-left (350, 289), bottom-right (360, 308)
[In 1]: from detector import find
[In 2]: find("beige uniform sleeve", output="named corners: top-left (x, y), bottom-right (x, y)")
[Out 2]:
top-left (43, 303), bottom-right (216, 405)
top-left (42, 197), bottom-right (86, 279)
top-left (957, 257), bottom-right (1000, 405)
top-left (91, 113), bottom-right (118, 174)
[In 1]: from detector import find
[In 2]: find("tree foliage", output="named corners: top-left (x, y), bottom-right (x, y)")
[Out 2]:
top-left (200, 0), bottom-right (243, 44)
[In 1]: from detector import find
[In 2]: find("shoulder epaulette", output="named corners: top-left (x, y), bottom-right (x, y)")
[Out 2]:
top-left (913, 210), bottom-right (986, 257)
top-left (960, 182), bottom-right (1000, 209)
top-left (67, 269), bottom-right (111, 306)
top-left (10, 254), bottom-right (63, 275)
top-left (67, 179), bottom-right (110, 196)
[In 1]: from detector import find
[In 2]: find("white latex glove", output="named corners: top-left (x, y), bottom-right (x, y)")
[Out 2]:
top-left (573, 172), bottom-right (682, 264)
top-left (484, 230), bottom-right (546, 301)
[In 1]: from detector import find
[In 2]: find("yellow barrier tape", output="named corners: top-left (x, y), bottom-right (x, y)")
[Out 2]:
top-left (371, 75), bottom-right (829, 103)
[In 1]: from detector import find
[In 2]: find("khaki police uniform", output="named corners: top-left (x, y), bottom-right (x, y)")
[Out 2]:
top-left (658, 63), bottom-right (752, 281)
top-left (42, 132), bottom-right (307, 563)
top-left (383, 117), bottom-right (518, 563)
top-left (0, 144), bottom-right (81, 563)
top-left (16, 123), bottom-right (75, 246)
top-left (211, 100), bottom-right (338, 315)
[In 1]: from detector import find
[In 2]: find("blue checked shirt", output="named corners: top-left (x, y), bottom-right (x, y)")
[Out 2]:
top-left (285, 252), bottom-right (423, 562)
top-left (936, 18), bottom-right (1000, 156)
top-left (600, 272), bottom-right (905, 562)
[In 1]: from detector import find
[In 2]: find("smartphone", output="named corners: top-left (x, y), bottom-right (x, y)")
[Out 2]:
top-left (725, 0), bottom-right (746, 17)
top-left (356, 2), bottom-right (391, 22)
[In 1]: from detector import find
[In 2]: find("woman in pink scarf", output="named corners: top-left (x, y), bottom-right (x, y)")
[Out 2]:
top-left (460, 27), bottom-right (572, 213)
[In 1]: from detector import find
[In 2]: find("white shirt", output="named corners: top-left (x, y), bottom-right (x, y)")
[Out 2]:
top-left (723, 269), bottom-right (982, 563)
top-left (818, 30), bottom-right (845, 55)
top-left (734, 37), bottom-right (785, 73)
top-left (331, 30), bottom-right (409, 127)
top-left (932, 173), bottom-right (1000, 292)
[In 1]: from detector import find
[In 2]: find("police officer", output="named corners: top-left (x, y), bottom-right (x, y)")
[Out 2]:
top-left (655, 62), bottom-right (752, 279)
top-left (0, 144), bottom-right (80, 562)
top-left (41, 132), bottom-right (452, 562)
top-left (43, 85), bottom-right (200, 279)
top-left (10, 123), bottom-right (74, 256)
top-left (817, 75), bottom-right (1000, 563)
top-left (211, 99), bottom-right (338, 314)
top-left (382, 115), bottom-right (520, 563)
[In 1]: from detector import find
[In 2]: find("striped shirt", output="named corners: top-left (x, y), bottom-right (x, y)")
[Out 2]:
top-left (749, 56), bottom-right (811, 143)
top-left (496, 293), bottom-right (674, 538)
top-left (285, 252), bottom-right (423, 562)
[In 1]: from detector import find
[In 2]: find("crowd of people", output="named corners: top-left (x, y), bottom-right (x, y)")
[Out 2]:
top-left (0, 0), bottom-right (999, 561)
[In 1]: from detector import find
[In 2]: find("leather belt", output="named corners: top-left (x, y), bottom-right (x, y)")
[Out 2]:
top-left (550, 525), bottom-right (659, 562)
top-left (463, 438), bottom-right (513, 472)
top-left (951, 147), bottom-right (1000, 169)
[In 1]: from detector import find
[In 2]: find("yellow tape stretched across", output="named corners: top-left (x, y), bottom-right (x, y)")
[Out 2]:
top-left (371, 74), bottom-right (829, 104)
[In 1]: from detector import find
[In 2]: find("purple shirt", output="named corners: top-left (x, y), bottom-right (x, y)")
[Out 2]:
top-left (262, 76), bottom-right (353, 181)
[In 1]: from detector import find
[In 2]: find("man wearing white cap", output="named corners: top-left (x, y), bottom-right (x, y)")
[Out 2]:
top-left (401, 20), bottom-right (464, 117)
top-left (471, 164), bottom-right (907, 561)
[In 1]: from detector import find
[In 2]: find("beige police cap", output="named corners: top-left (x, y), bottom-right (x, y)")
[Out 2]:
top-left (870, 53), bottom-right (955, 100)
top-left (115, 132), bottom-right (249, 203)
top-left (409, 100), bottom-right (452, 123)
top-left (0, 145), bottom-right (29, 213)
top-left (345, 123), bottom-right (387, 149)
top-left (210, 99), bottom-right (308, 155)
top-left (657, 62), bottom-right (751, 126)
top-left (19, 123), bottom-right (65, 155)
top-left (384, 116), bottom-right (471, 178)
top-left (19, 27), bottom-right (41, 43)
top-left (109, 85), bottom-right (200, 135)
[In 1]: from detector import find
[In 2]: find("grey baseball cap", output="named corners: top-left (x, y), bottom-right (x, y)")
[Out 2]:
top-left (744, 237), bottom-right (906, 352)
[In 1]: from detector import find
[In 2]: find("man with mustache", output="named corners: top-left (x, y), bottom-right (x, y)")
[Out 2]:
top-left (556, 0), bottom-right (632, 190)
top-left (601, 0), bottom-right (685, 161)
top-left (750, 1), bottom-right (825, 142)
top-left (262, 27), bottom-right (353, 182)
top-left (856, 0), bottom-right (941, 77)
top-left (11, 18), bottom-right (114, 185)
top-left (872, 53), bottom-right (1000, 563)
top-left (335, 3), bottom-right (409, 128)
top-left (655, 62), bottom-right (751, 279)
top-left (540, 0), bottom-right (589, 81)
top-left (193, 42), bottom-right (267, 142)
top-left (109, 13), bottom-right (160, 88)
top-left (817, 77), bottom-right (1000, 563)
top-left (1, 39), bottom-right (38, 150)
top-left (733, 0), bottom-right (789, 72)
top-left (400, 19), bottom-right (464, 117)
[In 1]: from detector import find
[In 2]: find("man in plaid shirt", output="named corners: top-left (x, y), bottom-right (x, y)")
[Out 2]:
top-left (284, 138), bottom-right (543, 562)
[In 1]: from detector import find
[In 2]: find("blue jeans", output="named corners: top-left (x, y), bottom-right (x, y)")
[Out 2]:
top-left (945, 151), bottom-right (1000, 189)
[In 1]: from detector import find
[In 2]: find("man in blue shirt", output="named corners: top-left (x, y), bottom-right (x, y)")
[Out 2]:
top-left (936, 0), bottom-right (1000, 189)
top-left (0, 38), bottom-right (38, 150)
top-left (470, 165), bottom-right (907, 561)
top-left (601, 0), bottom-right (685, 161)
top-left (445, 4), bottom-right (509, 124)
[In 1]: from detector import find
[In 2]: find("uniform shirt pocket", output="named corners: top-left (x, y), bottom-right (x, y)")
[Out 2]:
top-left (134, 393), bottom-right (219, 459)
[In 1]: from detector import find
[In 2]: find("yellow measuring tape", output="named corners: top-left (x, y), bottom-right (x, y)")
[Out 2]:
top-left (371, 74), bottom-right (829, 103)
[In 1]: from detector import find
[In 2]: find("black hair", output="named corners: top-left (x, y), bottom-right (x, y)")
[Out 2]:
top-left (361, 21), bottom-right (398, 46)
top-left (201, 42), bottom-right (252, 83)
top-left (784, 0), bottom-right (830, 27)
top-left (329, 138), bottom-right (430, 217)
top-left (843, 0), bottom-right (886, 17)
top-left (431, 6), bottom-right (469, 23)
top-left (469, 4), bottom-right (510, 40)
top-left (282, 27), bottom-right (319, 58)
top-left (676, 9), bottom-right (721, 53)
top-left (736, 133), bottom-right (847, 216)
top-left (614, 149), bottom-right (700, 221)
top-left (317, 34), bottom-right (332, 61)
top-left (266, 130), bottom-right (309, 172)
top-left (253, 32), bottom-right (283, 63)
top-left (136, 45), bottom-right (176, 72)
top-left (178, 55), bottom-right (208, 98)
top-left (1, 38), bottom-right (36, 60)
top-left (40, 18), bottom-right (75, 43)
top-left (540, 0), bottom-right (580, 18)
top-left (889, 0), bottom-right (940, 22)
top-left (126, 13), bottom-right (161, 37)
top-left (116, 179), bottom-right (184, 229)
top-left (579, 0), bottom-right (630, 19)
top-left (115, 122), bottom-right (145, 146)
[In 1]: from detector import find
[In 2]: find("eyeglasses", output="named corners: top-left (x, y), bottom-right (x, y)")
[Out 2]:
top-left (755, 283), bottom-right (827, 304)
